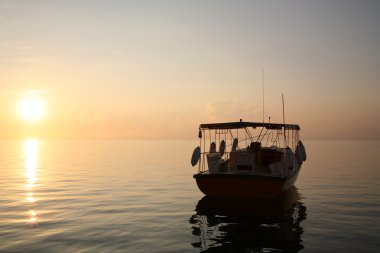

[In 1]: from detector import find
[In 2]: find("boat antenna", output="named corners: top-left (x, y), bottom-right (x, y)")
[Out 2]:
top-left (262, 68), bottom-right (265, 123)
top-left (282, 93), bottom-right (287, 147)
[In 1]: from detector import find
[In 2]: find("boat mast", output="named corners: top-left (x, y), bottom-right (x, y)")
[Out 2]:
top-left (262, 68), bottom-right (265, 123)
top-left (282, 94), bottom-right (287, 147)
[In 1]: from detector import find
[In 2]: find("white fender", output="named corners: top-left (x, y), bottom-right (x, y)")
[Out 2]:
top-left (191, 146), bottom-right (201, 166)
top-left (219, 140), bottom-right (226, 156)
top-left (231, 138), bottom-right (238, 151)
top-left (299, 140), bottom-right (307, 161)
top-left (295, 144), bottom-right (303, 165)
top-left (209, 142), bottom-right (216, 153)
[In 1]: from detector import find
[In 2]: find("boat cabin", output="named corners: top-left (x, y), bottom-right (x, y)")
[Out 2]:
top-left (194, 121), bottom-right (304, 178)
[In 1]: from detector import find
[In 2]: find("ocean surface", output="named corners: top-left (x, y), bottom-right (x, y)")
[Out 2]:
top-left (0, 139), bottom-right (379, 252)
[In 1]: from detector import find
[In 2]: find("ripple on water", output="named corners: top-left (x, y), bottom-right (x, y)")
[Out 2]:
top-left (1, 140), bottom-right (380, 252)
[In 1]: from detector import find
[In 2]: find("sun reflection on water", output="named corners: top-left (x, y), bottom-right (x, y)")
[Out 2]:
top-left (24, 138), bottom-right (38, 184)
top-left (23, 138), bottom-right (39, 224)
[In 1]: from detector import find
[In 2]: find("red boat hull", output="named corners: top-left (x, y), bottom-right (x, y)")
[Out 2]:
top-left (194, 171), bottom-right (300, 198)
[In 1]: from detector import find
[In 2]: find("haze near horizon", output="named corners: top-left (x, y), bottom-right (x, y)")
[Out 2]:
top-left (1, 0), bottom-right (379, 140)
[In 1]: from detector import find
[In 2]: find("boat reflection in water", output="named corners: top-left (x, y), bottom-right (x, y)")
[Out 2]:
top-left (190, 187), bottom-right (307, 252)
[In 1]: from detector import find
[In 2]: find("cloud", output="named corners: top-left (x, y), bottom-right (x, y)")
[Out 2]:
top-left (199, 98), bottom-right (259, 122)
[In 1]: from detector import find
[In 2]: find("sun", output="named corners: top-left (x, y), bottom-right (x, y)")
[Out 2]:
top-left (17, 98), bottom-right (47, 122)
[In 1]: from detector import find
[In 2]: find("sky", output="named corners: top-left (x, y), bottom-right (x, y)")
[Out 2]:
top-left (0, 0), bottom-right (379, 139)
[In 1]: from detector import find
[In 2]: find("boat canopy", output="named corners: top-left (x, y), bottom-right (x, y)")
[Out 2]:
top-left (199, 121), bottom-right (300, 130)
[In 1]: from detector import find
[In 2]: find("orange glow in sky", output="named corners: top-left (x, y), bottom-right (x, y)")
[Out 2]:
top-left (0, 1), bottom-right (379, 140)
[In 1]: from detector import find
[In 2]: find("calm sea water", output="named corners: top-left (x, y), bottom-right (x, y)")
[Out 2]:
top-left (0, 140), bottom-right (379, 252)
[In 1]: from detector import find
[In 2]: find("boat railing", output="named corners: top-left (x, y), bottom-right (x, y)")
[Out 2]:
top-left (197, 125), bottom-right (300, 173)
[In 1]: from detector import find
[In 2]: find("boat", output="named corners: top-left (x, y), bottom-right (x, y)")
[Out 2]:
top-left (191, 120), bottom-right (307, 198)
